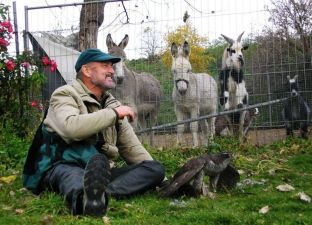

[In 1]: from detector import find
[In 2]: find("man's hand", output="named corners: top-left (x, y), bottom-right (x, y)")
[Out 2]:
top-left (114, 106), bottom-right (135, 122)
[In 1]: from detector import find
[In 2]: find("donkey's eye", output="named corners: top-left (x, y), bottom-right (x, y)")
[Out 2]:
top-left (173, 69), bottom-right (177, 74)
top-left (186, 69), bottom-right (191, 73)
top-left (231, 49), bottom-right (236, 54)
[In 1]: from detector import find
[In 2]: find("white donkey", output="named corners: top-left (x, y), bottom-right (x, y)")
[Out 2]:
top-left (106, 34), bottom-right (161, 145)
top-left (171, 41), bottom-right (218, 147)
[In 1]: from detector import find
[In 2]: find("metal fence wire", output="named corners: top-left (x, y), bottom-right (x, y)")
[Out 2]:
top-left (15, 0), bottom-right (312, 147)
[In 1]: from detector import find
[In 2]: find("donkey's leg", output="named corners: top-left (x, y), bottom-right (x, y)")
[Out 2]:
top-left (190, 109), bottom-right (199, 147)
top-left (149, 111), bottom-right (157, 146)
top-left (239, 110), bottom-right (247, 142)
top-left (285, 120), bottom-right (293, 137)
top-left (201, 119), bottom-right (209, 146)
top-left (225, 115), bottom-right (234, 136)
top-left (175, 108), bottom-right (185, 146)
top-left (300, 121), bottom-right (308, 139)
top-left (207, 116), bottom-right (216, 142)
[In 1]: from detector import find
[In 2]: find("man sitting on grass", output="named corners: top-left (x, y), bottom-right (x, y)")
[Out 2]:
top-left (23, 48), bottom-right (165, 217)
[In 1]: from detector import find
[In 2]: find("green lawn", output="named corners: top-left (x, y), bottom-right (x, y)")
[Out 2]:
top-left (0, 135), bottom-right (312, 225)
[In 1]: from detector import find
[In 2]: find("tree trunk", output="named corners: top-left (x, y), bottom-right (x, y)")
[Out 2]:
top-left (79, 0), bottom-right (105, 51)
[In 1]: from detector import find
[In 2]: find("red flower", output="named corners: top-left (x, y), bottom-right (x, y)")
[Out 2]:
top-left (5, 60), bottom-right (16, 71)
top-left (0, 21), bottom-right (13, 33)
top-left (50, 60), bottom-right (57, 72)
top-left (31, 101), bottom-right (38, 107)
top-left (42, 56), bottom-right (50, 66)
top-left (0, 37), bottom-right (9, 47)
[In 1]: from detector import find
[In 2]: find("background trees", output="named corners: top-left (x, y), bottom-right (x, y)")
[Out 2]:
top-left (161, 21), bottom-right (214, 74)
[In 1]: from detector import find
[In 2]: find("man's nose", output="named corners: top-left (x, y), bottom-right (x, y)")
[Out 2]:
top-left (108, 65), bottom-right (115, 73)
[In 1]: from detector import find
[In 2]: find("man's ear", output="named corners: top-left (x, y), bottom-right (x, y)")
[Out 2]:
top-left (81, 65), bottom-right (91, 78)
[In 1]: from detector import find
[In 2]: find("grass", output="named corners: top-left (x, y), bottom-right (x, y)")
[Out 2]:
top-left (1, 133), bottom-right (312, 225)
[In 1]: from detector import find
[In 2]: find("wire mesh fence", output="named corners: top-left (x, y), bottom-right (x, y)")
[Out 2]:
top-left (12, 0), bottom-right (312, 147)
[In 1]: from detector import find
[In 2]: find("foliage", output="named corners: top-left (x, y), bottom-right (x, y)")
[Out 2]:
top-left (0, 4), bottom-right (57, 136)
top-left (161, 22), bottom-right (214, 73)
top-left (266, 0), bottom-right (312, 38)
top-left (204, 39), bottom-right (226, 77)
top-left (0, 123), bottom-right (31, 171)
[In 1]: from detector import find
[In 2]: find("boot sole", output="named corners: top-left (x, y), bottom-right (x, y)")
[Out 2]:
top-left (83, 154), bottom-right (111, 216)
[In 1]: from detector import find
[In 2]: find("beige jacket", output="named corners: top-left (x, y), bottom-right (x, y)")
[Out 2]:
top-left (43, 79), bottom-right (153, 165)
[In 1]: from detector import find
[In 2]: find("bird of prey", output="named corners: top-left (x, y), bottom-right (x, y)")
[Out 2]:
top-left (160, 152), bottom-right (239, 198)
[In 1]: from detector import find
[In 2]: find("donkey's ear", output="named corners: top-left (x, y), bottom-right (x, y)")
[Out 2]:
top-left (287, 75), bottom-right (291, 81)
top-left (106, 33), bottom-right (116, 50)
top-left (118, 34), bottom-right (129, 49)
top-left (183, 41), bottom-right (190, 57)
top-left (294, 74), bottom-right (299, 80)
top-left (171, 42), bottom-right (178, 57)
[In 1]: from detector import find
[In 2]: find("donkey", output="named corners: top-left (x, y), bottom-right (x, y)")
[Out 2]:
top-left (282, 75), bottom-right (311, 138)
top-left (171, 41), bottom-right (218, 147)
top-left (219, 32), bottom-right (249, 142)
top-left (106, 34), bottom-right (161, 144)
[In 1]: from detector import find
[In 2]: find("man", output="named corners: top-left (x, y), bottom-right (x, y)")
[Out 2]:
top-left (23, 49), bottom-right (165, 217)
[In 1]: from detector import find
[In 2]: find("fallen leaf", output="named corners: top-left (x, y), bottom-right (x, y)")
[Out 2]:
top-left (124, 203), bottom-right (132, 208)
top-left (2, 206), bottom-right (13, 211)
top-left (268, 169), bottom-right (276, 175)
top-left (15, 208), bottom-right (25, 214)
top-left (276, 184), bottom-right (295, 192)
top-left (9, 190), bottom-right (15, 196)
top-left (259, 205), bottom-right (270, 214)
top-left (297, 192), bottom-right (311, 203)
top-left (169, 199), bottom-right (187, 208)
top-left (0, 175), bottom-right (17, 184)
top-left (40, 215), bottom-right (54, 225)
top-left (18, 187), bottom-right (28, 193)
top-left (102, 216), bottom-right (110, 224)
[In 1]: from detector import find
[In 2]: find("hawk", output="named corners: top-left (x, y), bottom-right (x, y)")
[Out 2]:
top-left (160, 152), bottom-right (239, 198)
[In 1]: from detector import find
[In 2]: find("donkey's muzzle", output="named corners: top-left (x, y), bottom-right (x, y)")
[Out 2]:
top-left (117, 77), bottom-right (124, 85)
top-left (175, 79), bottom-right (189, 95)
top-left (238, 57), bottom-right (244, 66)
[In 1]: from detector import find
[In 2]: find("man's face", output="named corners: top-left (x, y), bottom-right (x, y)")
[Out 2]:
top-left (86, 61), bottom-right (116, 90)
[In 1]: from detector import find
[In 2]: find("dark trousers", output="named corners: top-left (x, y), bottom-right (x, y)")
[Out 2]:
top-left (43, 160), bottom-right (165, 214)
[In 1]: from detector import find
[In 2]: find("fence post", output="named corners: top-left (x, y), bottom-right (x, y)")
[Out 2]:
top-left (23, 5), bottom-right (29, 51)
top-left (266, 73), bottom-right (272, 127)
top-left (13, 1), bottom-right (20, 56)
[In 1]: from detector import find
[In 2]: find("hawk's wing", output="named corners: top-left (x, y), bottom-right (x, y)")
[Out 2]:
top-left (160, 156), bottom-right (206, 198)
top-left (216, 164), bottom-right (240, 191)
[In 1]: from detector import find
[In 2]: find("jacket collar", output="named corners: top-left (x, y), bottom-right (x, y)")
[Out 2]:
top-left (72, 79), bottom-right (101, 106)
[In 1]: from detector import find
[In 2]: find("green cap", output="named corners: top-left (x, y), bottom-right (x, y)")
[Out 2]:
top-left (75, 48), bottom-right (121, 72)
